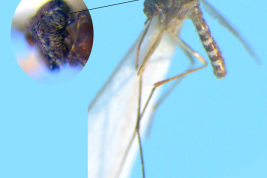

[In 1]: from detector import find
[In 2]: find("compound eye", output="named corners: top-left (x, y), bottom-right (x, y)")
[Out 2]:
top-left (11, 0), bottom-right (94, 84)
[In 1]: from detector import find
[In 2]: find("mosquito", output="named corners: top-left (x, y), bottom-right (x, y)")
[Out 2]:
top-left (88, 0), bottom-right (257, 178)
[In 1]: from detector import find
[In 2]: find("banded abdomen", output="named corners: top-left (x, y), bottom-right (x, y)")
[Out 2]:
top-left (192, 8), bottom-right (226, 78)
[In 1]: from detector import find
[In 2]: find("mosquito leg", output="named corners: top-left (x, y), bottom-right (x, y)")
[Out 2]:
top-left (137, 129), bottom-right (145, 178)
top-left (120, 37), bottom-right (207, 178)
top-left (137, 29), bottom-right (165, 75)
top-left (139, 37), bottom-right (208, 136)
top-left (152, 49), bottom-right (195, 111)
top-left (115, 76), bottom-right (146, 178)
top-left (136, 76), bottom-right (145, 178)
top-left (115, 130), bottom-right (136, 178)
top-left (200, 0), bottom-right (259, 63)
top-left (116, 20), bottom-right (164, 176)
top-left (154, 36), bottom-right (208, 87)
top-left (118, 30), bottom-right (208, 178)
top-left (116, 22), bottom-right (208, 178)
top-left (136, 20), bottom-right (152, 69)
top-left (145, 49), bottom-right (195, 138)
top-left (138, 38), bottom-right (207, 131)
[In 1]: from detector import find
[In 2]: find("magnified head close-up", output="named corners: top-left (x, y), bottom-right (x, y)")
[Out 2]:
top-left (11, 0), bottom-right (94, 84)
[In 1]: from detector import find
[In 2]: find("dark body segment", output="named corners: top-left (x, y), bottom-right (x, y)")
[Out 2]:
top-left (27, 0), bottom-right (94, 70)
top-left (144, 0), bottom-right (226, 78)
top-left (27, 0), bottom-right (70, 69)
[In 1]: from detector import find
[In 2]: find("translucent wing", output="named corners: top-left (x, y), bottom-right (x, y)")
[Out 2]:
top-left (200, 0), bottom-right (259, 63)
top-left (88, 16), bottom-right (176, 178)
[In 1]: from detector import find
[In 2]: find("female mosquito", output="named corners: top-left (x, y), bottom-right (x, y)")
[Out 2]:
top-left (88, 0), bottom-right (257, 177)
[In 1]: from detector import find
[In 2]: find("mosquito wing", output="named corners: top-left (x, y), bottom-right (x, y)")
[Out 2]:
top-left (88, 16), bottom-right (176, 178)
top-left (200, 0), bottom-right (258, 62)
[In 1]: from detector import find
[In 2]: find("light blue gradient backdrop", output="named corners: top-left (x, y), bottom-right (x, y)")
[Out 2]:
top-left (1, 0), bottom-right (266, 178)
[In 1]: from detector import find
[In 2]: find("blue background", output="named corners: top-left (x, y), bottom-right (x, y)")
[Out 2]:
top-left (1, 0), bottom-right (267, 178)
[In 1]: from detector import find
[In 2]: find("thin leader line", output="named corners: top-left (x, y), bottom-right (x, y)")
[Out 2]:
top-left (69, 0), bottom-right (139, 14)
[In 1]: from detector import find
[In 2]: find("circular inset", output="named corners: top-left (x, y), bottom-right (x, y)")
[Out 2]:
top-left (11, 0), bottom-right (94, 84)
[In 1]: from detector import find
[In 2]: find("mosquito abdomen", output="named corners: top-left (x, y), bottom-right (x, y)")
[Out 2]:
top-left (192, 9), bottom-right (226, 78)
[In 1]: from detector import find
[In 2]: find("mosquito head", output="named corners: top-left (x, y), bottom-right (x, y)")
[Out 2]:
top-left (143, 0), bottom-right (163, 20)
top-left (144, 0), bottom-right (200, 34)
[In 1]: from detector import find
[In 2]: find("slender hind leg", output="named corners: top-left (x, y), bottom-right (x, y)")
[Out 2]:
top-left (116, 20), bottom-right (209, 178)
top-left (145, 48), bottom-right (195, 137)
top-left (115, 76), bottom-right (146, 178)
top-left (141, 37), bottom-right (208, 138)
top-left (154, 36), bottom-right (207, 87)
top-left (119, 37), bottom-right (208, 178)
